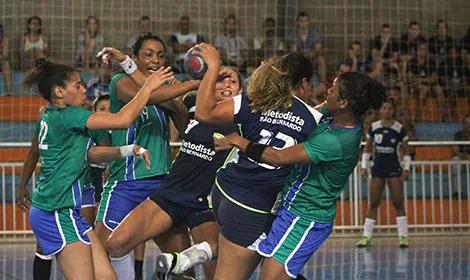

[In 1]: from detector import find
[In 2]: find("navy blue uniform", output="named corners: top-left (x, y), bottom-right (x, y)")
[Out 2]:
top-left (150, 95), bottom-right (239, 228)
top-left (213, 94), bottom-right (322, 248)
top-left (368, 120), bottom-right (408, 178)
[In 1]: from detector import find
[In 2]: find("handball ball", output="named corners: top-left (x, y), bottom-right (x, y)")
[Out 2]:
top-left (184, 47), bottom-right (207, 80)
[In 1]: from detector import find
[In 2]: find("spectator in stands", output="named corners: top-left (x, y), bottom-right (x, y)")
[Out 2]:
top-left (253, 17), bottom-right (285, 64)
top-left (214, 14), bottom-right (248, 72)
top-left (20, 16), bottom-right (50, 71)
top-left (405, 39), bottom-right (447, 121)
top-left (370, 24), bottom-right (398, 70)
top-left (169, 15), bottom-right (205, 73)
top-left (287, 11), bottom-right (326, 81)
top-left (0, 24), bottom-right (12, 95)
top-left (347, 41), bottom-right (382, 81)
top-left (125, 16), bottom-right (152, 56)
top-left (428, 19), bottom-right (453, 65)
top-left (399, 21), bottom-right (426, 61)
top-left (460, 25), bottom-right (470, 69)
top-left (312, 62), bottom-right (351, 106)
top-left (75, 16), bottom-right (105, 72)
top-left (438, 46), bottom-right (469, 121)
top-left (86, 59), bottom-right (112, 99)
top-left (452, 115), bottom-right (470, 198)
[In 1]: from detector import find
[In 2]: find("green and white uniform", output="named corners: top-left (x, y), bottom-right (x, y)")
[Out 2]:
top-left (29, 105), bottom-right (94, 256)
top-left (97, 73), bottom-right (173, 230)
top-left (257, 114), bottom-right (363, 278)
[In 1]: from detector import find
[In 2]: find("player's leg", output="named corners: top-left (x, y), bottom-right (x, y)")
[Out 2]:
top-left (133, 243), bottom-right (145, 280)
top-left (257, 208), bottom-right (333, 280)
top-left (87, 230), bottom-right (117, 280)
top-left (156, 209), bottom-right (219, 280)
top-left (358, 175), bottom-right (385, 247)
top-left (106, 199), bottom-right (173, 258)
top-left (33, 243), bottom-right (52, 280)
top-left (387, 176), bottom-right (408, 248)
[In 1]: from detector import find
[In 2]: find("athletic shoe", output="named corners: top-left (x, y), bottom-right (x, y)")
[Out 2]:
top-left (152, 270), bottom-right (172, 280)
top-left (154, 252), bottom-right (182, 275)
top-left (399, 235), bottom-right (409, 248)
top-left (356, 234), bottom-right (371, 248)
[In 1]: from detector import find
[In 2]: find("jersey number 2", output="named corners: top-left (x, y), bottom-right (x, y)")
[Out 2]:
top-left (38, 120), bottom-right (49, 150)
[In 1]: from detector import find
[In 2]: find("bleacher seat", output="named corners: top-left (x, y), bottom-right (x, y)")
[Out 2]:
top-left (415, 122), bottom-right (462, 141)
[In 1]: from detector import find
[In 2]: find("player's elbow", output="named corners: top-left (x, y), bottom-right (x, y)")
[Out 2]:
top-left (194, 111), bottom-right (212, 123)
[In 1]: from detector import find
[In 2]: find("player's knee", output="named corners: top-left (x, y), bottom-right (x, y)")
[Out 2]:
top-left (369, 199), bottom-right (381, 210)
top-left (392, 199), bottom-right (404, 210)
top-left (106, 233), bottom-right (128, 258)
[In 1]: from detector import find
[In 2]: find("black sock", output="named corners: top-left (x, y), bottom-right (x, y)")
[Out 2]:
top-left (33, 254), bottom-right (52, 280)
top-left (296, 274), bottom-right (307, 280)
top-left (135, 259), bottom-right (144, 278)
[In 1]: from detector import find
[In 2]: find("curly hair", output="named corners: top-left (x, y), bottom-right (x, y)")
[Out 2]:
top-left (246, 53), bottom-right (313, 114)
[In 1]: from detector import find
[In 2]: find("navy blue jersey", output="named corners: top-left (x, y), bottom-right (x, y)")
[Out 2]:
top-left (368, 120), bottom-right (408, 171)
top-left (158, 95), bottom-right (239, 208)
top-left (216, 94), bottom-right (323, 214)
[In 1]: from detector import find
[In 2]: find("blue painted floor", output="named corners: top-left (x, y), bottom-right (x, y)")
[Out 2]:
top-left (0, 236), bottom-right (468, 279)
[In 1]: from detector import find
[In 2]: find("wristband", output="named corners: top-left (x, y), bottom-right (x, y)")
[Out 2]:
top-left (245, 142), bottom-right (268, 162)
top-left (136, 147), bottom-right (147, 159)
top-left (403, 155), bottom-right (411, 171)
top-left (119, 55), bottom-right (137, 75)
top-left (361, 153), bottom-right (371, 169)
top-left (120, 145), bottom-right (135, 158)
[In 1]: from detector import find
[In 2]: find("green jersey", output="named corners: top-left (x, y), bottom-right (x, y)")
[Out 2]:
top-left (32, 105), bottom-right (93, 211)
top-left (282, 118), bottom-right (363, 223)
top-left (108, 73), bottom-right (172, 182)
top-left (82, 130), bottom-right (109, 186)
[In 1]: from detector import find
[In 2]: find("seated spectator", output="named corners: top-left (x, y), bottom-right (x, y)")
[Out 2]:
top-left (438, 46), bottom-right (469, 120)
top-left (0, 24), bottom-right (12, 95)
top-left (428, 19), bottom-right (453, 65)
top-left (461, 25), bottom-right (470, 68)
top-left (370, 24), bottom-right (398, 69)
top-left (86, 59), bottom-right (112, 99)
top-left (287, 11), bottom-right (326, 81)
top-left (312, 62), bottom-right (351, 105)
top-left (399, 21), bottom-right (426, 61)
top-left (214, 14), bottom-right (248, 72)
top-left (169, 15), bottom-right (205, 73)
top-left (75, 16), bottom-right (105, 72)
top-left (405, 39), bottom-right (447, 121)
top-left (20, 16), bottom-right (50, 71)
top-left (451, 115), bottom-right (470, 198)
top-left (347, 41), bottom-right (382, 80)
top-left (253, 18), bottom-right (284, 64)
top-left (125, 16), bottom-right (152, 56)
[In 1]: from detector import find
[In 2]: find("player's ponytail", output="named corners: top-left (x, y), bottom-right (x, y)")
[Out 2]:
top-left (22, 58), bottom-right (76, 103)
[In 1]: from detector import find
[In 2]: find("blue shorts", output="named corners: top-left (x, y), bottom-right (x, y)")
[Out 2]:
top-left (81, 184), bottom-right (96, 208)
top-left (257, 208), bottom-right (333, 278)
top-left (29, 206), bottom-right (92, 257)
top-left (96, 175), bottom-right (166, 231)
top-left (371, 166), bottom-right (402, 178)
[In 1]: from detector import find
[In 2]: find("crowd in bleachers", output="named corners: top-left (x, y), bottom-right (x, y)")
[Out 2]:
top-left (1, 13), bottom-right (469, 124)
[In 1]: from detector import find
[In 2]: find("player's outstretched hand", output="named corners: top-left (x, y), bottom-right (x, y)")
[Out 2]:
top-left (192, 43), bottom-right (220, 69)
top-left (96, 47), bottom-right (127, 64)
top-left (214, 133), bottom-right (238, 152)
top-left (144, 66), bottom-right (174, 91)
top-left (16, 186), bottom-right (31, 212)
top-left (133, 145), bottom-right (151, 171)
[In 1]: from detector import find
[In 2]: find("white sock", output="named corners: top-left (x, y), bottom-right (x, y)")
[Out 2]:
top-left (396, 216), bottom-right (408, 236)
top-left (363, 218), bottom-right (375, 238)
top-left (110, 253), bottom-right (135, 280)
top-left (179, 241), bottom-right (212, 272)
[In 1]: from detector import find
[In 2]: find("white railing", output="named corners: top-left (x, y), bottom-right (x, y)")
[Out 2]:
top-left (1, 142), bottom-right (469, 237)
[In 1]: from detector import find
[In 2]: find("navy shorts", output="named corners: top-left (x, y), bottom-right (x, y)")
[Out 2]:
top-left (211, 185), bottom-right (275, 249)
top-left (149, 191), bottom-right (215, 229)
top-left (371, 166), bottom-right (402, 179)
